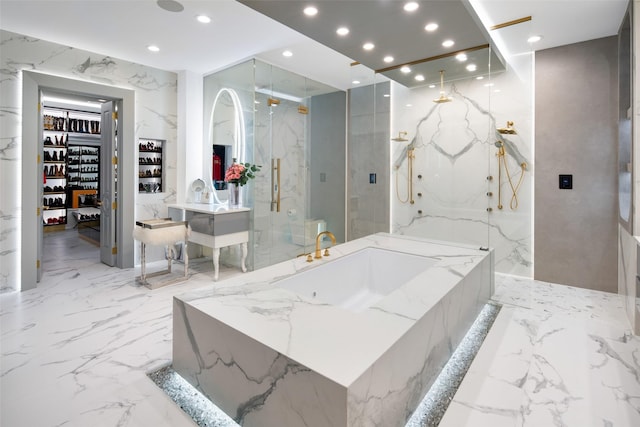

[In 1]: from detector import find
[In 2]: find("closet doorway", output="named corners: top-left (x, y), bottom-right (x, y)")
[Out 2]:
top-left (40, 92), bottom-right (117, 277)
top-left (21, 71), bottom-right (135, 290)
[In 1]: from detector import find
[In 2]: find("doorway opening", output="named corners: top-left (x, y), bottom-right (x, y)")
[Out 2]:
top-left (22, 71), bottom-right (136, 291)
top-left (40, 91), bottom-right (112, 279)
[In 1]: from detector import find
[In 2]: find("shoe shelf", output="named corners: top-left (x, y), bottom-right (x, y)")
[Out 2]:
top-left (42, 105), bottom-right (101, 230)
top-left (138, 138), bottom-right (164, 193)
top-left (67, 144), bottom-right (100, 192)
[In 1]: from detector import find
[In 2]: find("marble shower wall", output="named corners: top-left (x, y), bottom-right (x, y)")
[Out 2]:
top-left (391, 64), bottom-right (533, 277)
top-left (0, 30), bottom-right (178, 292)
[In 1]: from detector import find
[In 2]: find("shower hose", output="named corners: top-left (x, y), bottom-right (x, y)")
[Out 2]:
top-left (496, 143), bottom-right (526, 210)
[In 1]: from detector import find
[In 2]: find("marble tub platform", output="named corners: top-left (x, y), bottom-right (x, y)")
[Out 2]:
top-left (172, 233), bottom-right (494, 427)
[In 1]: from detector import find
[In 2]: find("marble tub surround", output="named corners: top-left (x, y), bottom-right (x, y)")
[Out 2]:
top-left (173, 233), bottom-right (494, 427)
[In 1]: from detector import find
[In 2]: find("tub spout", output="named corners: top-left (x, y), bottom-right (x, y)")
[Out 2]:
top-left (315, 231), bottom-right (336, 259)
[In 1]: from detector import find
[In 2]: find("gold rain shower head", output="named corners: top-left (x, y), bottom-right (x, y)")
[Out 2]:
top-left (433, 70), bottom-right (452, 104)
top-left (391, 131), bottom-right (408, 142)
top-left (497, 121), bottom-right (517, 134)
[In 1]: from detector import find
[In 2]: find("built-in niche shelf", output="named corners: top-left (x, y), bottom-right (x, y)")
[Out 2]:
top-left (138, 138), bottom-right (163, 193)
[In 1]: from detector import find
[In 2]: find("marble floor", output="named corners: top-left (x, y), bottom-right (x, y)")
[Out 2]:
top-left (1, 230), bottom-right (639, 426)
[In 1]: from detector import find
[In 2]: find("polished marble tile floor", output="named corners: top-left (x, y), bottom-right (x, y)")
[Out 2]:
top-left (1, 230), bottom-right (639, 426)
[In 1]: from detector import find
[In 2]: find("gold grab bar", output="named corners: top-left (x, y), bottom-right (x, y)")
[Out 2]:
top-left (271, 158), bottom-right (281, 212)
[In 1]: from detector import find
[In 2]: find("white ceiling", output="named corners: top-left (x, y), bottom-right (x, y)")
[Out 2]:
top-left (0, 0), bottom-right (629, 91)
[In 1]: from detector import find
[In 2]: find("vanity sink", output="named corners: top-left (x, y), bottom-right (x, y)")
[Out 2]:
top-left (277, 247), bottom-right (436, 312)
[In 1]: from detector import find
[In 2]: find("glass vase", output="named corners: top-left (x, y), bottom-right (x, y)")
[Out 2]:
top-left (228, 182), bottom-right (241, 208)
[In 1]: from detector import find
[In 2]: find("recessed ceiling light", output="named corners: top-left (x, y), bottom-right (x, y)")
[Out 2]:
top-left (404, 2), bottom-right (419, 12)
top-left (425, 23), bottom-right (439, 32)
top-left (147, 45), bottom-right (160, 52)
top-left (455, 53), bottom-right (467, 62)
top-left (363, 42), bottom-right (375, 51)
top-left (415, 74), bottom-right (425, 81)
top-left (282, 50), bottom-right (293, 57)
top-left (383, 94), bottom-right (390, 97)
top-left (466, 64), bottom-right (477, 72)
top-left (304, 6), bottom-right (318, 16)
top-left (196, 14), bottom-right (211, 23)
top-left (484, 83), bottom-right (494, 87)
top-left (383, 56), bottom-right (394, 63)
top-left (406, 104), bottom-right (413, 107)
top-left (442, 40), bottom-right (455, 48)
top-left (352, 80), bottom-right (360, 85)
top-left (336, 27), bottom-right (349, 36)
top-left (527, 35), bottom-right (542, 43)
top-left (429, 84), bottom-right (436, 88)
top-left (476, 76), bottom-right (484, 80)
top-left (400, 65), bottom-right (411, 74)
top-left (157, 0), bottom-right (184, 13)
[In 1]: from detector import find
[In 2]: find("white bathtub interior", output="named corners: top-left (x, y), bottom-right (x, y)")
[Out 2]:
top-left (276, 247), bottom-right (437, 312)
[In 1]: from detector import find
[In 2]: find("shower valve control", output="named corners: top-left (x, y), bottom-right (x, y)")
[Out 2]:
top-left (486, 192), bottom-right (493, 197)
top-left (486, 176), bottom-right (493, 181)
top-left (418, 210), bottom-right (423, 215)
top-left (417, 192), bottom-right (422, 197)
top-left (417, 174), bottom-right (423, 179)
top-left (486, 207), bottom-right (493, 212)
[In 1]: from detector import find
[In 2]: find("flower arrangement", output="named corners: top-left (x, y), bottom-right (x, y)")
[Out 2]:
top-left (224, 159), bottom-right (261, 186)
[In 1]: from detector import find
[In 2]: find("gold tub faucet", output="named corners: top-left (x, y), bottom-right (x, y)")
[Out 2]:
top-left (315, 231), bottom-right (336, 259)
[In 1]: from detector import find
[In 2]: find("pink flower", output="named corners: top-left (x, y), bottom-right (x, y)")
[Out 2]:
top-left (225, 163), bottom-right (246, 183)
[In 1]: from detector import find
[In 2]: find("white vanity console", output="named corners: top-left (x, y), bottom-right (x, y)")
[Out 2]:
top-left (168, 203), bottom-right (249, 280)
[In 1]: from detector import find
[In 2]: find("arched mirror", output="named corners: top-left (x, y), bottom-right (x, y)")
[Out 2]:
top-left (206, 88), bottom-right (245, 200)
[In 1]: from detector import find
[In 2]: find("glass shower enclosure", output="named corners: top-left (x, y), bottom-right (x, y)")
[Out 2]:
top-left (204, 59), bottom-right (346, 271)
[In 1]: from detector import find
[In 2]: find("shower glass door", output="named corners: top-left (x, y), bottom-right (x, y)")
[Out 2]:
top-left (252, 61), bottom-right (347, 270)
top-left (252, 62), bottom-right (309, 269)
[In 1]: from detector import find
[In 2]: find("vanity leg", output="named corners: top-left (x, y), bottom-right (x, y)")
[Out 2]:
top-left (213, 248), bottom-right (220, 281)
top-left (183, 241), bottom-right (189, 278)
top-left (141, 241), bottom-right (146, 280)
top-left (241, 242), bottom-right (247, 273)
top-left (167, 245), bottom-right (172, 273)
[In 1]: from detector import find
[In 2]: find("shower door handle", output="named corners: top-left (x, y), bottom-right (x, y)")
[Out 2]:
top-left (271, 158), bottom-right (281, 212)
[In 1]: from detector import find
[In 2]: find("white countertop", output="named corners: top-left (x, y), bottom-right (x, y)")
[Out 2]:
top-left (176, 233), bottom-right (491, 387)
top-left (168, 203), bottom-right (250, 215)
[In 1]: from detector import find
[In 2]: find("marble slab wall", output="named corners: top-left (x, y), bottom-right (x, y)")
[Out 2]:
top-left (391, 65), bottom-right (533, 277)
top-left (0, 30), bottom-right (177, 292)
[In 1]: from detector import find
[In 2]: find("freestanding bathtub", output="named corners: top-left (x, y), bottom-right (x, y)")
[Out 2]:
top-left (173, 233), bottom-right (494, 426)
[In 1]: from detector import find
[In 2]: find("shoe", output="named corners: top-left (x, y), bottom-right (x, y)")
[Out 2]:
top-left (44, 136), bottom-right (53, 145)
top-left (52, 151), bottom-right (58, 161)
top-left (44, 151), bottom-right (52, 162)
